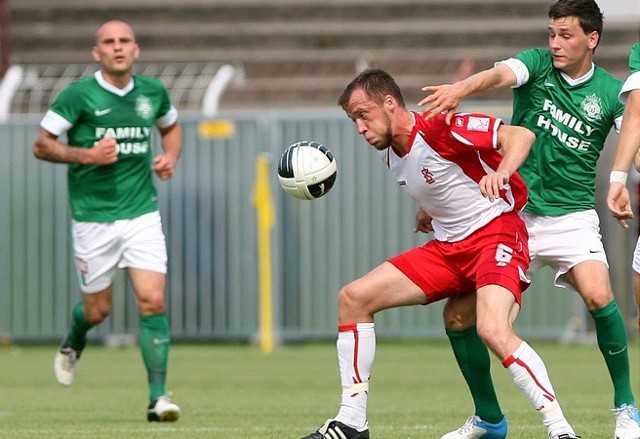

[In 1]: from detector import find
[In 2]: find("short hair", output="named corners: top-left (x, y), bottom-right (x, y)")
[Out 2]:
top-left (549, 0), bottom-right (603, 44)
top-left (338, 69), bottom-right (406, 111)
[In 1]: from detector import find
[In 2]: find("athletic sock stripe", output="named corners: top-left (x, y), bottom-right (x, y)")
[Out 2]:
top-left (514, 357), bottom-right (555, 402)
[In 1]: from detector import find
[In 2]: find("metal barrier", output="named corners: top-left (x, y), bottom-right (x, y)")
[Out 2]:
top-left (0, 111), bottom-right (631, 343)
top-left (0, 63), bottom-right (245, 121)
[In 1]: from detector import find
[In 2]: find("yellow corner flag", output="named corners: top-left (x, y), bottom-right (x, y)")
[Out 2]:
top-left (252, 154), bottom-right (276, 353)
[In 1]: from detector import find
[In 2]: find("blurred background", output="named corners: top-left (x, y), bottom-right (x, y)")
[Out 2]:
top-left (0, 0), bottom-right (638, 346)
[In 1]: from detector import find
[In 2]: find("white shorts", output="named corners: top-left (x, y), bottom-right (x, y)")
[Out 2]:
top-left (632, 237), bottom-right (640, 274)
top-left (522, 209), bottom-right (608, 289)
top-left (72, 211), bottom-right (167, 293)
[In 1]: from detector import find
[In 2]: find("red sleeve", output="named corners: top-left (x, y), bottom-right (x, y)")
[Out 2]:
top-left (449, 113), bottom-right (502, 150)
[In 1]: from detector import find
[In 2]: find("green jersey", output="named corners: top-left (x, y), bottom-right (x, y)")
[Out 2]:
top-left (40, 71), bottom-right (177, 222)
top-left (504, 48), bottom-right (624, 216)
top-left (620, 43), bottom-right (640, 103)
top-left (630, 43), bottom-right (640, 74)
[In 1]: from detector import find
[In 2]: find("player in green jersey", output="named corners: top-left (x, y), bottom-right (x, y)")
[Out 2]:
top-left (33, 20), bottom-right (182, 422)
top-left (608, 42), bottom-right (640, 328)
top-left (418, 1), bottom-right (640, 438)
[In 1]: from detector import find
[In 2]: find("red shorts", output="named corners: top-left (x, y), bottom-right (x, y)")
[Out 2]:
top-left (389, 212), bottom-right (530, 304)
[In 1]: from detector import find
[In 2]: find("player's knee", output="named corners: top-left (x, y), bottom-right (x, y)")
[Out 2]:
top-left (338, 283), bottom-right (375, 321)
top-left (84, 305), bottom-right (110, 324)
top-left (581, 289), bottom-right (614, 310)
top-left (139, 293), bottom-right (166, 315)
top-left (476, 321), bottom-right (509, 352)
top-left (442, 297), bottom-right (476, 330)
top-left (338, 283), bottom-right (362, 312)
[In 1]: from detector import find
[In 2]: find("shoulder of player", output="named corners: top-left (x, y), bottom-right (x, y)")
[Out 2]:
top-left (591, 65), bottom-right (624, 95)
top-left (132, 74), bottom-right (167, 90)
top-left (514, 48), bottom-right (554, 80)
top-left (62, 75), bottom-right (98, 91)
top-left (515, 47), bottom-right (550, 64)
top-left (592, 64), bottom-right (622, 81)
top-left (54, 75), bottom-right (100, 100)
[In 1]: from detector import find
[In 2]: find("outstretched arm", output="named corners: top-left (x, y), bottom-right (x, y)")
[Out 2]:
top-left (420, 63), bottom-right (517, 124)
top-left (608, 89), bottom-right (640, 228)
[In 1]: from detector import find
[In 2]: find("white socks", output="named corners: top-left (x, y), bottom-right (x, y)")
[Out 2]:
top-left (504, 341), bottom-right (573, 433)
top-left (335, 322), bottom-right (375, 430)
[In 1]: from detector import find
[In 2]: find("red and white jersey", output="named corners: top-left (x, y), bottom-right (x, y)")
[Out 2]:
top-left (380, 112), bottom-right (528, 242)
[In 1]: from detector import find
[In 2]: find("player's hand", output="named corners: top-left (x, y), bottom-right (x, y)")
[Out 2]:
top-left (607, 182), bottom-right (633, 228)
top-left (91, 137), bottom-right (118, 165)
top-left (414, 207), bottom-right (434, 233)
top-left (479, 172), bottom-right (509, 202)
top-left (419, 84), bottom-right (461, 124)
top-left (152, 154), bottom-right (177, 180)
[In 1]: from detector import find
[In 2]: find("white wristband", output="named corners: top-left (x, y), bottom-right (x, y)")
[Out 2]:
top-left (610, 171), bottom-right (628, 184)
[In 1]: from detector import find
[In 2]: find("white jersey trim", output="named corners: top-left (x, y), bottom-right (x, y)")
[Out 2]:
top-left (156, 106), bottom-right (179, 128)
top-left (619, 71), bottom-right (640, 104)
top-left (94, 71), bottom-right (134, 96)
top-left (497, 58), bottom-right (529, 88)
top-left (40, 109), bottom-right (73, 136)
top-left (558, 63), bottom-right (595, 86)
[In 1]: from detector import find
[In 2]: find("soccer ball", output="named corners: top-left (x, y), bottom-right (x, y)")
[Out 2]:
top-left (277, 140), bottom-right (337, 200)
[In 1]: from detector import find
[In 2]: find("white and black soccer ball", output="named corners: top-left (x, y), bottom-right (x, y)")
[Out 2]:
top-left (277, 140), bottom-right (337, 200)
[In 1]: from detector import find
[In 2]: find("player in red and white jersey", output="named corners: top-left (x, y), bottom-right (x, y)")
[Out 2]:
top-left (383, 111), bottom-right (527, 242)
top-left (299, 69), bottom-right (578, 439)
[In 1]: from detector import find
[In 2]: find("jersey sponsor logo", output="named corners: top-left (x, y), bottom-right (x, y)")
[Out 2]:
top-left (94, 108), bottom-right (112, 116)
top-left (538, 99), bottom-right (594, 151)
top-left (136, 95), bottom-right (153, 120)
top-left (116, 142), bottom-right (150, 155)
top-left (94, 127), bottom-right (152, 155)
top-left (96, 126), bottom-right (152, 139)
top-left (542, 99), bottom-right (595, 136)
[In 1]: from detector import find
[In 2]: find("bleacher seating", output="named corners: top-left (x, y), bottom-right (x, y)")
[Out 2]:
top-left (6, 0), bottom-right (638, 113)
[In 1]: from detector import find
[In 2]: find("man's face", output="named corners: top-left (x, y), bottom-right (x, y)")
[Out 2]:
top-left (547, 16), bottom-right (597, 77)
top-left (92, 21), bottom-right (139, 77)
top-left (344, 88), bottom-right (393, 150)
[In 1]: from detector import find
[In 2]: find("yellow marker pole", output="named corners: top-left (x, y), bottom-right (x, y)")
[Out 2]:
top-left (252, 154), bottom-right (276, 354)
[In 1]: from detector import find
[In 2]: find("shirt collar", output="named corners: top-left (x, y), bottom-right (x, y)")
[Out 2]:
top-left (94, 71), bottom-right (134, 96)
top-left (559, 63), bottom-right (595, 86)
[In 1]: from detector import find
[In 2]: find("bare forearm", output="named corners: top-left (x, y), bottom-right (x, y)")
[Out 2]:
top-left (458, 64), bottom-right (517, 97)
top-left (497, 126), bottom-right (535, 176)
top-left (33, 130), bottom-right (93, 164)
top-left (160, 123), bottom-right (183, 163)
top-left (420, 63), bottom-right (517, 117)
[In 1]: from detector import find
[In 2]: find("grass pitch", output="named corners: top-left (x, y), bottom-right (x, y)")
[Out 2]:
top-left (0, 340), bottom-right (637, 438)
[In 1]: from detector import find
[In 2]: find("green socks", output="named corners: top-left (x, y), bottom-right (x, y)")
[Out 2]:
top-left (140, 313), bottom-right (170, 401)
top-left (590, 300), bottom-right (635, 408)
top-left (65, 301), bottom-right (93, 354)
top-left (446, 326), bottom-right (504, 423)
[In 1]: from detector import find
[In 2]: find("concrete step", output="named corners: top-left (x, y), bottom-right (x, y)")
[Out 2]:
top-left (5, 0), bottom-right (636, 113)
top-left (11, 0), bottom-right (551, 23)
